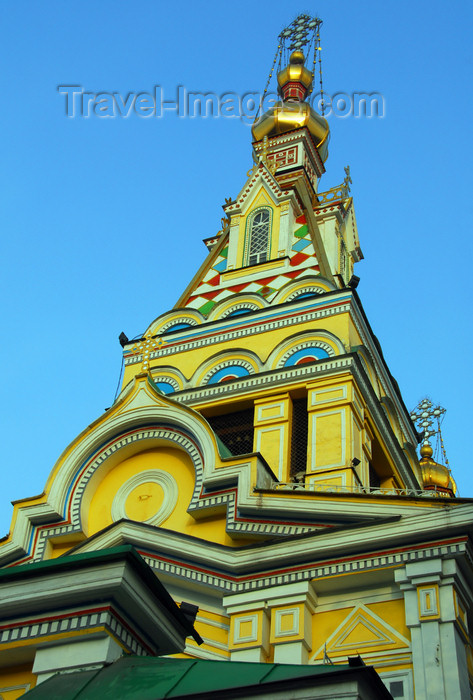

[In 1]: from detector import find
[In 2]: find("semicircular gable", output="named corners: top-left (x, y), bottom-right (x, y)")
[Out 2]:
top-left (193, 350), bottom-right (262, 387)
top-left (146, 308), bottom-right (204, 336)
top-left (207, 294), bottom-right (268, 322)
top-left (150, 367), bottom-right (187, 394)
top-left (20, 377), bottom-right (224, 560)
top-left (83, 430), bottom-right (202, 538)
top-left (266, 331), bottom-right (345, 369)
top-left (272, 275), bottom-right (336, 305)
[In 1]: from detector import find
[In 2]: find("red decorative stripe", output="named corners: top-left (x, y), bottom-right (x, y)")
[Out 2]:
top-left (258, 276), bottom-right (277, 286)
top-left (0, 605), bottom-right (111, 631)
top-left (138, 536), bottom-right (468, 585)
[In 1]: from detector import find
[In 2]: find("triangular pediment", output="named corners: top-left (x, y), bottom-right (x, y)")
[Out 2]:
top-left (311, 603), bottom-right (410, 662)
top-left (226, 160), bottom-right (291, 214)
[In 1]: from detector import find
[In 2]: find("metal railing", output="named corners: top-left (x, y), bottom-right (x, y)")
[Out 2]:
top-left (269, 482), bottom-right (449, 498)
top-left (316, 184), bottom-right (349, 205)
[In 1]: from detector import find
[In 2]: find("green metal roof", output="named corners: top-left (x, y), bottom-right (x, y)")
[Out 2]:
top-left (23, 656), bottom-right (392, 699)
top-left (0, 545), bottom-right (202, 644)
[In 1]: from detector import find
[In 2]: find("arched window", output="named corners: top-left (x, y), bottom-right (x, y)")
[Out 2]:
top-left (225, 307), bottom-right (254, 318)
top-left (245, 208), bottom-right (271, 266)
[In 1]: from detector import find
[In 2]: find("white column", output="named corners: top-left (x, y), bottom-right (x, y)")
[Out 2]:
top-left (395, 558), bottom-right (471, 700)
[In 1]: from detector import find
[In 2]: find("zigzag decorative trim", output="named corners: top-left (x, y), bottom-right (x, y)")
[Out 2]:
top-left (285, 285), bottom-right (325, 300)
top-left (160, 317), bottom-right (199, 332)
top-left (28, 427), bottom-right (204, 562)
top-left (139, 539), bottom-right (467, 594)
top-left (202, 359), bottom-right (256, 385)
top-left (0, 606), bottom-right (150, 655)
top-left (277, 340), bottom-right (335, 366)
top-left (124, 297), bottom-right (352, 366)
top-left (173, 357), bottom-right (353, 405)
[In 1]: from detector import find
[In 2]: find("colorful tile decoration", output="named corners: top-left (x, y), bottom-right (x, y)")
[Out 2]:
top-left (185, 216), bottom-right (319, 316)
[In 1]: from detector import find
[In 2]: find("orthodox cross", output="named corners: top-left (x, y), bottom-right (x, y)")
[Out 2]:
top-left (410, 397), bottom-right (449, 466)
top-left (132, 332), bottom-right (167, 373)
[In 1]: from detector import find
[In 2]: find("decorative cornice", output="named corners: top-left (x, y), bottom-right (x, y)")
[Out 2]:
top-left (0, 605), bottom-right (150, 656)
top-left (172, 356), bottom-right (354, 406)
top-left (63, 509), bottom-right (473, 595)
top-left (139, 534), bottom-right (469, 595)
top-left (124, 294), bottom-right (352, 366)
top-left (347, 298), bottom-right (418, 446)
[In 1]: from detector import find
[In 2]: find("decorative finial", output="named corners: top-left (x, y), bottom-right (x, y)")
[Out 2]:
top-left (411, 398), bottom-right (455, 496)
top-left (254, 14), bottom-right (325, 123)
top-left (343, 165), bottom-right (352, 195)
top-left (410, 397), bottom-right (449, 467)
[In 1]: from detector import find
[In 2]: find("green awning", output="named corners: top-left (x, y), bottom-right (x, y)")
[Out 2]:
top-left (23, 656), bottom-right (387, 700)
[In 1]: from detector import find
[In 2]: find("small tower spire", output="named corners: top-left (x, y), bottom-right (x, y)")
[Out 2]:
top-left (410, 398), bottom-right (456, 496)
top-left (252, 15), bottom-right (329, 164)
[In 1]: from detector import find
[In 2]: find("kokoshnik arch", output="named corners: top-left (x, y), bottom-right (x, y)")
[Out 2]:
top-left (1, 15), bottom-right (472, 700)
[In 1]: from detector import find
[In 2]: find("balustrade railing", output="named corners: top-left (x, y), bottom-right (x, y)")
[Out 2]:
top-left (269, 482), bottom-right (446, 498)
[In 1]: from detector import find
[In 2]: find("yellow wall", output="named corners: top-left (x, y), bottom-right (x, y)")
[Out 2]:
top-left (123, 312), bottom-right (352, 389)
top-left (86, 447), bottom-right (250, 547)
top-left (0, 666), bottom-right (35, 699)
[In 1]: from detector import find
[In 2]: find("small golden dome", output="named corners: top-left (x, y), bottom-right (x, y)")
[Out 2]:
top-left (420, 443), bottom-right (433, 459)
top-left (419, 443), bottom-right (453, 494)
top-left (277, 51), bottom-right (313, 94)
top-left (252, 51), bottom-right (330, 159)
top-left (290, 50), bottom-right (305, 64)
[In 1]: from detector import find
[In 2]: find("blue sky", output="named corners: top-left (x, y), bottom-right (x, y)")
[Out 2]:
top-left (0, 1), bottom-right (472, 536)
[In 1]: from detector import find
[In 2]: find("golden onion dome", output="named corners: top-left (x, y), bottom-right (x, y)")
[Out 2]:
top-left (277, 50), bottom-right (313, 93)
top-left (251, 51), bottom-right (330, 161)
top-left (419, 443), bottom-right (453, 493)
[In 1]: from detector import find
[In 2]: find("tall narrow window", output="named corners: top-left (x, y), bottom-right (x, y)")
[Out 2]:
top-left (290, 397), bottom-right (308, 478)
top-left (246, 208), bottom-right (271, 266)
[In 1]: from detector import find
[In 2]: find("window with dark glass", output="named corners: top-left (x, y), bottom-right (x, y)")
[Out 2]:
top-left (290, 397), bottom-right (309, 479)
top-left (206, 408), bottom-right (254, 456)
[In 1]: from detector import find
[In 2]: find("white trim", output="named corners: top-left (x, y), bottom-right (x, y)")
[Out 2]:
top-left (256, 402), bottom-right (285, 422)
top-left (234, 614), bottom-right (258, 643)
top-left (274, 607), bottom-right (300, 637)
top-left (311, 385), bottom-right (348, 405)
top-left (380, 670), bottom-right (414, 700)
top-left (111, 469), bottom-right (178, 526)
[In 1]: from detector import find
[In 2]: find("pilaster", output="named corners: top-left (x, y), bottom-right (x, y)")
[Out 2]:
top-left (395, 558), bottom-right (471, 700)
top-left (306, 375), bottom-right (364, 489)
top-left (254, 393), bottom-right (292, 482)
top-left (224, 581), bottom-right (316, 664)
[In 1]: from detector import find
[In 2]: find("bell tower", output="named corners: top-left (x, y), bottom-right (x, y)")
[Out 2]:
top-left (1, 16), bottom-right (470, 700)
